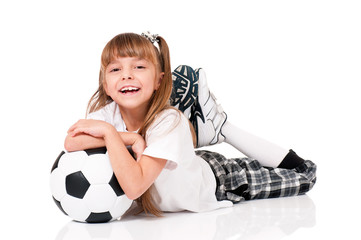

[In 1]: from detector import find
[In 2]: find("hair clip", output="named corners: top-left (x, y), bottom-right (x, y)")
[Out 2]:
top-left (141, 31), bottom-right (159, 43)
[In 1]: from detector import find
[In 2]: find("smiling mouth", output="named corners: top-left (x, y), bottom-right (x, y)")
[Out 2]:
top-left (119, 87), bottom-right (140, 94)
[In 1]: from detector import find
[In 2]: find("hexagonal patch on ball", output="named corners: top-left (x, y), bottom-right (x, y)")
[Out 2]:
top-left (65, 171), bottom-right (90, 199)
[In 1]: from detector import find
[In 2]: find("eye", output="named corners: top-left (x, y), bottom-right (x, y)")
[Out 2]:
top-left (135, 65), bottom-right (146, 69)
top-left (110, 68), bottom-right (120, 72)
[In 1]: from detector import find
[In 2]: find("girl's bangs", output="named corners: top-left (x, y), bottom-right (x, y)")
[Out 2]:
top-left (101, 33), bottom-right (158, 69)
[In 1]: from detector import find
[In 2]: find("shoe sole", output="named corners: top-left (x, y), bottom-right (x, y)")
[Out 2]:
top-left (171, 65), bottom-right (199, 113)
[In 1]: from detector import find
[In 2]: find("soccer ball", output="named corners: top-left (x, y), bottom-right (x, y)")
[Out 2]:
top-left (50, 147), bottom-right (133, 223)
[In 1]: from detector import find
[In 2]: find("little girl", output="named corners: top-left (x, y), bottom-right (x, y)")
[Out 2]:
top-left (65, 32), bottom-right (316, 216)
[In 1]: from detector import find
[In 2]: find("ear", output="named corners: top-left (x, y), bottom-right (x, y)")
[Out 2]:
top-left (155, 72), bottom-right (164, 90)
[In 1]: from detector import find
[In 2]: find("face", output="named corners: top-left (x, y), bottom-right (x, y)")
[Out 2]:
top-left (104, 57), bottom-right (163, 113)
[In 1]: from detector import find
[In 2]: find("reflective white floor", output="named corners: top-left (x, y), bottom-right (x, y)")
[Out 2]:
top-left (55, 195), bottom-right (317, 240)
top-left (4, 182), bottom-right (357, 240)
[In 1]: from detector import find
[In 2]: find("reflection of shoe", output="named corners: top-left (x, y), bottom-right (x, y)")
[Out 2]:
top-left (190, 68), bottom-right (227, 148)
top-left (171, 65), bottom-right (198, 117)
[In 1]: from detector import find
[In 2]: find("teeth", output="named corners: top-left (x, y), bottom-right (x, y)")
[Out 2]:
top-left (120, 87), bottom-right (139, 93)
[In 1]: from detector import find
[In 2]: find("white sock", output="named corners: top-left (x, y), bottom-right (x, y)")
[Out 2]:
top-left (222, 121), bottom-right (289, 167)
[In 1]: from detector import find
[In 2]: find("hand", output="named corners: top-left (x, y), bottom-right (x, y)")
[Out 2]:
top-left (67, 119), bottom-right (115, 139)
top-left (118, 132), bottom-right (146, 161)
top-left (131, 134), bottom-right (146, 161)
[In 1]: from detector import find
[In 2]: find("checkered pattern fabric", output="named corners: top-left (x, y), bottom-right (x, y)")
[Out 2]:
top-left (195, 150), bottom-right (317, 203)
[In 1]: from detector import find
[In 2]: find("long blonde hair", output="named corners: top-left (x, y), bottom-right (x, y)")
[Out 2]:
top-left (87, 32), bottom-right (173, 216)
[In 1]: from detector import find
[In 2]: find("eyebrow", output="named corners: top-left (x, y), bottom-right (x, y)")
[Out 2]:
top-left (133, 57), bottom-right (148, 63)
top-left (109, 57), bottom-right (147, 65)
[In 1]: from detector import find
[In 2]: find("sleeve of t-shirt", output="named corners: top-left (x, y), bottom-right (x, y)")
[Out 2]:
top-left (142, 109), bottom-right (194, 170)
top-left (86, 103), bottom-right (113, 123)
top-left (87, 110), bottom-right (106, 121)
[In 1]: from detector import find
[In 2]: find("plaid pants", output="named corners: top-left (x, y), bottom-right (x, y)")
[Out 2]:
top-left (196, 150), bottom-right (317, 203)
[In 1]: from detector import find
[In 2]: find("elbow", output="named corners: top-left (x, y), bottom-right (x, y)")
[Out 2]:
top-left (64, 134), bottom-right (78, 152)
top-left (125, 194), bottom-right (138, 201)
top-left (64, 136), bottom-right (71, 152)
top-left (124, 188), bottom-right (144, 201)
top-left (121, 183), bottom-right (147, 200)
top-left (64, 142), bottom-right (74, 152)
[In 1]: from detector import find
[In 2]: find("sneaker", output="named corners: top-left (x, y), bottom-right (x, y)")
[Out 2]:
top-left (170, 65), bottom-right (199, 117)
top-left (190, 68), bottom-right (227, 148)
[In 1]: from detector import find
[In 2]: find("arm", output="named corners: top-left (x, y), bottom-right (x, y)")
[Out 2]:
top-left (64, 131), bottom-right (142, 151)
top-left (67, 119), bottom-right (167, 200)
top-left (105, 129), bottom-right (167, 200)
top-left (64, 133), bottom-right (105, 152)
top-left (65, 120), bottom-right (145, 160)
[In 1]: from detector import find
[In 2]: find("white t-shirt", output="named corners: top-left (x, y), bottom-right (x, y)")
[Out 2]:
top-left (87, 101), bottom-right (233, 212)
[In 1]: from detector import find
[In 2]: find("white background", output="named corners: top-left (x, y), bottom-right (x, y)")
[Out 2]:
top-left (1, 0), bottom-right (360, 239)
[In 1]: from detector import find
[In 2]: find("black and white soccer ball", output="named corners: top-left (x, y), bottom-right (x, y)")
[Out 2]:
top-left (50, 147), bottom-right (133, 223)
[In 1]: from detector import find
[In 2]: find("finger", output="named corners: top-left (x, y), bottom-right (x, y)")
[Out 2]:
top-left (70, 129), bottom-right (80, 137)
top-left (68, 126), bottom-right (77, 134)
top-left (67, 120), bottom-right (82, 133)
top-left (67, 123), bottom-right (76, 133)
top-left (70, 127), bottom-right (87, 137)
top-left (67, 119), bottom-right (87, 133)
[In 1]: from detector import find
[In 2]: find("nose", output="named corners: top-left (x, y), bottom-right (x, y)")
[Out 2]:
top-left (122, 75), bottom-right (133, 80)
top-left (121, 69), bottom-right (134, 81)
